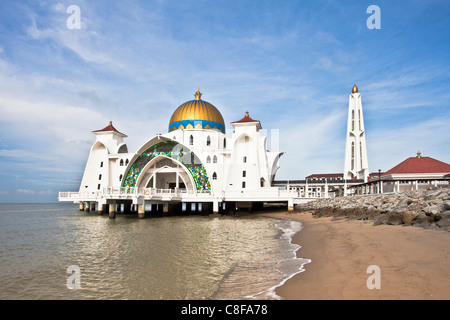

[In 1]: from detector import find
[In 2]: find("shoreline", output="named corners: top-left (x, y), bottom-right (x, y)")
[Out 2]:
top-left (255, 210), bottom-right (450, 300)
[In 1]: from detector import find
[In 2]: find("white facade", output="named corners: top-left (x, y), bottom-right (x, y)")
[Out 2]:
top-left (78, 123), bottom-right (134, 194)
top-left (344, 85), bottom-right (369, 182)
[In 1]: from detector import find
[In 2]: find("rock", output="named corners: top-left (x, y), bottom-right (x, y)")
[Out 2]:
top-left (387, 214), bottom-right (403, 225)
top-left (412, 215), bottom-right (431, 228)
top-left (401, 211), bottom-right (418, 224)
top-left (436, 216), bottom-right (450, 228)
top-left (443, 201), bottom-right (450, 211)
top-left (373, 215), bottom-right (387, 226)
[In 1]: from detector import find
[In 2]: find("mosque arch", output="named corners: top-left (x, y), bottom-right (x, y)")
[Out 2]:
top-left (206, 156), bottom-right (211, 163)
top-left (136, 155), bottom-right (196, 192)
top-left (122, 139), bottom-right (211, 192)
top-left (117, 144), bottom-right (128, 154)
top-left (260, 177), bottom-right (266, 187)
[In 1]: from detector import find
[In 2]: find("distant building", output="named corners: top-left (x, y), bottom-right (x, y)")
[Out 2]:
top-left (351, 152), bottom-right (450, 194)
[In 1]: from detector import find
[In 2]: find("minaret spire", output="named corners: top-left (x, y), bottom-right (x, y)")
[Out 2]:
top-left (344, 84), bottom-right (369, 184)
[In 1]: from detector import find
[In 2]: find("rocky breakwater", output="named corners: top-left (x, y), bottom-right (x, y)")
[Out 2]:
top-left (295, 188), bottom-right (450, 231)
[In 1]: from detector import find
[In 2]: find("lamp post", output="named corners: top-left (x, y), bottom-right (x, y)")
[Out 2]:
top-left (378, 169), bottom-right (381, 194)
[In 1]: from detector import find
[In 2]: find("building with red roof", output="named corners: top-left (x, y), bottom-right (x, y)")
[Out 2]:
top-left (353, 152), bottom-right (450, 194)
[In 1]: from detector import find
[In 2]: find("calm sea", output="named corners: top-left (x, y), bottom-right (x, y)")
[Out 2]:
top-left (0, 203), bottom-right (309, 300)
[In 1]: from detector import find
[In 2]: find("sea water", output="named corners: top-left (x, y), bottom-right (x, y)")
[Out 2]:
top-left (0, 203), bottom-right (309, 300)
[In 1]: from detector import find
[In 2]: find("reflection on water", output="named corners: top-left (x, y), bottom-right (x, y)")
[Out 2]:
top-left (0, 203), bottom-right (309, 300)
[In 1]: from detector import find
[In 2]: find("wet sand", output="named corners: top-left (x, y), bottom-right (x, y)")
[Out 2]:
top-left (257, 211), bottom-right (450, 300)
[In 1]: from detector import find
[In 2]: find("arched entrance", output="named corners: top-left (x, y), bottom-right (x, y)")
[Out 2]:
top-left (136, 156), bottom-right (196, 192)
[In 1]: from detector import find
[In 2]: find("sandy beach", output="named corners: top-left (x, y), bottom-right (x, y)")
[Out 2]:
top-left (257, 211), bottom-right (450, 300)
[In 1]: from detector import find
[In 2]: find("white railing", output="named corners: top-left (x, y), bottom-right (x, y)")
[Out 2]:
top-left (59, 188), bottom-right (211, 200)
top-left (59, 187), bottom-right (328, 202)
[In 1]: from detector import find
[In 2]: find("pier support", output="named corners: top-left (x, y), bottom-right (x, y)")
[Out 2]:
top-left (108, 202), bottom-right (116, 219)
top-left (97, 203), bottom-right (104, 215)
top-left (79, 203), bottom-right (84, 211)
top-left (84, 202), bottom-right (90, 212)
top-left (138, 204), bottom-right (145, 219)
top-left (163, 203), bottom-right (169, 215)
top-left (288, 199), bottom-right (294, 212)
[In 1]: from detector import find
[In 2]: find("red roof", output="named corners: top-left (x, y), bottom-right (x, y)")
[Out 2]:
top-left (231, 111), bottom-right (260, 124)
top-left (383, 156), bottom-right (450, 175)
top-left (93, 121), bottom-right (127, 136)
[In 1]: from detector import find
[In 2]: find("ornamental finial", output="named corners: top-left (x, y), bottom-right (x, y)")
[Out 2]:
top-left (194, 86), bottom-right (202, 100)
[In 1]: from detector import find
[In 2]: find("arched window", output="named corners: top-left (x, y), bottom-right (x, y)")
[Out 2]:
top-left (125, 159), bottom-right (129, 166)
top-left (206, 136), bottom-right (211, 146)
top-left (189, 135), bottom-right (194, 145)
top-left (206, 156), bottom-right (211, 163)
top-left (120, 159), bottom-right (124, 166)
top-left (212, 172), bottom-right (217, 180)
top-left (213, 155), bottom-right (218, 163)
top-left (351, 110), bottom-right (355, 131)
top-left (360, 142), bottom-right (363, 168)
top-left (358, 110), bottom-right (361, 131)
top-left (119, 174), bottom-right (123, 181)
top-left (351, 142), bottom-right (355, 170)
top-left (223, 138), bottom-right (226, 149)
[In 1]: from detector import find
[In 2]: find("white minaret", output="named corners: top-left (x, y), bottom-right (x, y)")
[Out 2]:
top-left (344, 85), bottom-right (369, 182)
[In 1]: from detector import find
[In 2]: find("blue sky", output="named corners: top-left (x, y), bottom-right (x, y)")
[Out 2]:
top-left (0, 0), bottom-right (449, 202)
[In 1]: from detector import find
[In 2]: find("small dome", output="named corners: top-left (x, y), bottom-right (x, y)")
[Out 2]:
top-left (168, 88), bottom-right (225, 133)
top-left (352, 84), bottom-right (359, 93)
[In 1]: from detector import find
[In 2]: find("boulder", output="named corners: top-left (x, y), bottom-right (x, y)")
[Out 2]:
top-left (387, 214), bottom-right (403, 225)
top-left (401, 211), bottom-right (419, 224)
top-left (436, 216), bottom-right (450, 228)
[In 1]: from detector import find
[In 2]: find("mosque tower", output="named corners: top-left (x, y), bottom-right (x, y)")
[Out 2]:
top-left (344, 85), bottom-right (369, 182)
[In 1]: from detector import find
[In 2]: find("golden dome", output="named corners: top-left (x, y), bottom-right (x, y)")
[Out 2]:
top-left (352, 84), bottom-right (359, 93)
top-left (168, 88), bottom-right (225, 133)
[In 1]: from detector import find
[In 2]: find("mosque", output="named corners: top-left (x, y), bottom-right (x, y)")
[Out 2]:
top-left (59, 87), bottom-right (297, 217)
top-left (58, 85), bottom-right (450, 217)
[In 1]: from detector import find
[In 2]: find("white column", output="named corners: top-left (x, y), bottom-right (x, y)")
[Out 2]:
top-left (213, 201), bottom-right (219, 214)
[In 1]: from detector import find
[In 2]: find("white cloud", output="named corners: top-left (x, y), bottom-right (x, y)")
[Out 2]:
top-left (16, 189), bottom-right (52, 195)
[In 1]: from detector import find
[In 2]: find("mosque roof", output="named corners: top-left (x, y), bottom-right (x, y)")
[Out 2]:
top-left (93, 121), bottom-right (127, 137)
top-left (168, 87), bottom-right (225, 133)
top-left (232, 111), bottom-right (260, 124)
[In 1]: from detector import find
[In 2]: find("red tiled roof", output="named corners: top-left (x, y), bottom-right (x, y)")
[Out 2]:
top-left (383, 156), bottom-right (450, 175)
top-left (231, 111), bottom-right (260, 124)
top-left (92, 121), bottom-right (127, 136)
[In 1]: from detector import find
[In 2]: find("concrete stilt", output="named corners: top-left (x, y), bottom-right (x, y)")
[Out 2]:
top-left (138, 204), bottom-right (145, 219)
top-left (79, 203), bottom-right (84, 211)
top-left (97, 203), bottom-right (104, 215)
top-left (288, 199), bottom-right (294, 212)
top-left (85, 202), bottom-right (90, 212)
top-left (163, 203), bottom-right (169, 215)
top-left (108, 203), bottom-right (116, 219)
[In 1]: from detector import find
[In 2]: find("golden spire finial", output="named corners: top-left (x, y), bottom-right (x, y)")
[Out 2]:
top-left (245, 110), bottom-right (249, 117)
top-left (352, 84), bottom-right (358, 93)
top-left (417, 150), bottom-right (421, 158)
top-left (109, 120), bottom-right (113, 126)
top-left (194, 85), bottom-right (202, 100)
